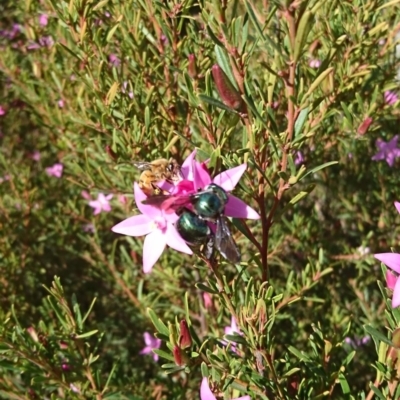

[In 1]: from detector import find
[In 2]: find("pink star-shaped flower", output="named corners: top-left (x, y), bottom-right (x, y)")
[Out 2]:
top-left (384, 90), bottom-right (398, 106)
top-left (200, 377), bottom-right (250, 400)
top-left (112, 183), bottom-right (192, 273)
top-left (374, 202), bottom-right (400, 308)
top-left (45, 163), bottom-right (63, 178)
top-left (139, 332), bottom-right (162, 362)
top-left (88, 193), bottom-right (113, 215)
top-left (371, 135), bottom-right (400, 167)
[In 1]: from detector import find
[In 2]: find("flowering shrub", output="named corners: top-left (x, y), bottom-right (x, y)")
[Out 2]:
top-left (1, 0), bottom-right (400, 398)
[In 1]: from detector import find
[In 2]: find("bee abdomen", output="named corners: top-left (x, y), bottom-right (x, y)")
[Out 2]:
top-left (176, 211), bottom-right (211, 244)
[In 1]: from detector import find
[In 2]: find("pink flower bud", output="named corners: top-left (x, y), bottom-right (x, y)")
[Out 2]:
top-left (173, 345), bottom-right (184, 366)
top-left (178, 320), bottom-right (192, 349)
top-left (357, 117), bottom-right (373, 135)
top-left (211, 64), bottom-right (243, 110)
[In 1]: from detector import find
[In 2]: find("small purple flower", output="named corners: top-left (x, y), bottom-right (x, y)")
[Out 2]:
top-left (112, 183), bottom-right (192, 273)
top-left (88, 193), bottom-right (113, 215)
top-left (69, 384), bottom-right (80, 393)
top-left (58, 99), bottom-right (65, 108)
top-left (38, 14), bottom-right (48, 27)
top-left (139, 332), bottom-right (161, 362)
top-left (0, 24), bottom-right (20, 40)
top-left (118, 194), bottom-right (127, 204)
top-left (384, 90), bottom-right (398, 106)
top-left (109, 54), bottom-right (120, 67)
top-left (30, 150), bottom-right (41, 161)
top-left (122, 81), bottom-right (134, 99)
top-left (223, 317), bottom-right (242, 352)
top-left (372, 136), bottom-right (400, 167)
top-left (61, 363), bottom-right (70, 372)
top-left (39, 35), bottom-right (54, 48)
top-left (27, 35), bottom-right (54, 50)
top-left (344, 335), bottom-right (370, 348)
top-left (82, 223), bottom-right (95, 233)
top-left (294, 151), bottom-right (304, 166)
top-left (200, 377), bottom-right (250, 400)
top-left (0, 106), bottom-right (6, 116)
top-left (309, 59), bottom-right (321, 68)
top-left (45, 163), bottom-right (63, 178)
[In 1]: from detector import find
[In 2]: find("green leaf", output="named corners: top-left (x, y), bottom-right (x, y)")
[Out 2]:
top-left (294, 107), bottom-right (309, 137)
top-left (214, 46), bottom-right (238, 90)
top-left (294, 11), bottom-right (313, 63)
top-left (302, 67), bottom-right (333, 102)
top-left (195, 283), bottom-right (219, 294)
top-left (300, 161), bottom-right (338, 180)
top-left (106, 23), bottom-right (120, 43)
top-left (364, 325), bottom-right (392, 346)
top-left (147, 308), bottom-right (170, 336)
top-left (198, 94), bottom-right (238, 113)
top-left (75, 329), bottom-right (99, 339)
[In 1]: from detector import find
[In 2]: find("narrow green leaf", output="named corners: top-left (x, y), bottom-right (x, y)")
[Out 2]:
top-left (195, 283), bottom-right (219, 294)
top-left (93, 0), bottom-right (110, 11)
top-left (302, 67), bottom-right (333, 102)
top-left (147, 308), bottom-right (170, 336)
top-left (364, 325), bottom-right (392, 346)
top-left (198, 94), bottom-right (237, 113)
top-left (244, 0), bottom-right (265, 41)
top-left (294, 107), bottom-right (309, 137)
top-left (214, 46), bottom-right (238, 90)
top-left (75, 329), bottom-right (99, 339)
top-left (300, 161), bottom-right (338, 180)
top-left (106, 23), bottom-right (120, 43)
top-left (294, 11), bottom-right (313, 62)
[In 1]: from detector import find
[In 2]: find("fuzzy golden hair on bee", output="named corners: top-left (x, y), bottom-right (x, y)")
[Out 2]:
top-left (132, 158), bottom-right (181, 196)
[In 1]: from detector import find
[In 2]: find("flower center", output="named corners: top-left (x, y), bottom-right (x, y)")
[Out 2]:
top-left (151, 216), bottom-right (167, 231)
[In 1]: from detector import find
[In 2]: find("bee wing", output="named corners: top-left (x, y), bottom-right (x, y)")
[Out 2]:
top-left (215, 217), bottom-right (241, 263)
top-left (142, 193), bottom-right (192, 211)
top-left (132, 161), bottom-right (152, 171)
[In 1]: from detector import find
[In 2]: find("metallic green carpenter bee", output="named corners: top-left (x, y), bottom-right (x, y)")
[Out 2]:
top-left (143, 183), bottom-right (241, 264)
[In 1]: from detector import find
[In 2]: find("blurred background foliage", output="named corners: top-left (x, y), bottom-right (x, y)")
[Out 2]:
top-left (1, 0), bottom-right (400, 398)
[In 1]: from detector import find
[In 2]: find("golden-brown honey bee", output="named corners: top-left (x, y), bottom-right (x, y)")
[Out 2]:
top-left (133, 158), bottom-right (182, 196)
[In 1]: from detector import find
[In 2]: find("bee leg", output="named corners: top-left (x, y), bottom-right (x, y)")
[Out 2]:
top-left (204, 236), bottom-right (215, 260)
top-left (151, 183), bottom-right (162, 195)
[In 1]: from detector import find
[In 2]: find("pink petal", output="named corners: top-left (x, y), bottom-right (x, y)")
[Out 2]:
top-left (386, 270), bottom-right (397, 290)
top-left (213, 164), bottom-right (247, 191)
top-left (143, 332), bottom-right (153, 346)
top-left (139, 346), bottom-right (151, 355)
top-left (393, 278), bottom-right (400, 308)
top-left (395, 202), bottom-right (400, 214)
top-left (375, 253), bottom-right (400, 274)
top-left (193, 161), bottom-right (212, 190)
top-left (233, 397), bottom-right (251, 400)
top-left (200, 378), bottom-right (217, 400)
top-left (225, 195), bottom-right (260, 219)
top-left (134, 183), bottom-right (161, 217)
top-left (181, 149), bottom-right (197, 180)
top-left (165, 224), bottom-right (193, 254)
top-left (112, 214), bottom-right (152, 236)
top-left (143, 230), bottom-right (166, 273)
